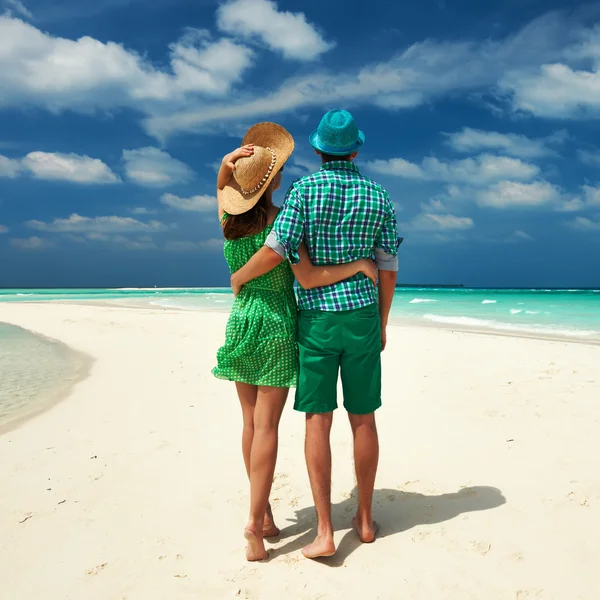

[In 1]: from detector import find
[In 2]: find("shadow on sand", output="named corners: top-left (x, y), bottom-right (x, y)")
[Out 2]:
top-left (270, 485), bottom-right (506, 566)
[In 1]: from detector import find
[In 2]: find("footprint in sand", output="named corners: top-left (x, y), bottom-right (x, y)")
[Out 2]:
top-left (86, 563), bottom-right (108, 575)
top-left (471, 541), bottom-right (492, 555)
top-left (510, 552), bottom-right (524, 562)
top-left (411, 530), bottom-right (431, 542)
top-left (516, 590), bottom-right (544, 599)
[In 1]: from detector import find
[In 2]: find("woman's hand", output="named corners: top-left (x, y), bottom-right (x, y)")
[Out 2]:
top-left (223, 144), bottom-right (254, 170)
top-left (218, 145), bottom-right (255, 192)
top-left (231, 272), bottom-right (243, 297)
top-left (357, 258), bottom-right (378, 285)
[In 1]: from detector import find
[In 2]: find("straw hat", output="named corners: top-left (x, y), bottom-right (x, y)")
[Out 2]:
top-left (218, 122), bottom-right (294, 215)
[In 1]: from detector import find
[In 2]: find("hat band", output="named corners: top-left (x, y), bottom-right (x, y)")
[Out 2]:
top-left (240, 147), bottom-right (277, 196)
top-left (311, 133), bottom-right (362, 155)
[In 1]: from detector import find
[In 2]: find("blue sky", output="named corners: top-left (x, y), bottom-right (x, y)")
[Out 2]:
top-left (1, 0), bottom-right (600, 288)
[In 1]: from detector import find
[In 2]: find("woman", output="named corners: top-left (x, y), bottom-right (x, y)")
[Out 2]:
top-left (212, 122), bottom-right (376, 561)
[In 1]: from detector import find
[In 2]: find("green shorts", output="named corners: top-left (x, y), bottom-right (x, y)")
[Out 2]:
top-left (294, 303), bottom-right (382, 415)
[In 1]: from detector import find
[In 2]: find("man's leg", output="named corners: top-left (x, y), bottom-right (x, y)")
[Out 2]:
top-left (340, 304), bottom-right (382, 543)
top-left (348, 412), bottom-right (379, 542)
top-left (303, 411), bottom-right (335, 558)
top-left (295, 310), bottom-right (340, 558)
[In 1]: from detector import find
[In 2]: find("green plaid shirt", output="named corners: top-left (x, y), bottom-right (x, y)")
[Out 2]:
top-left (265, 161), bottom-right (400, 311)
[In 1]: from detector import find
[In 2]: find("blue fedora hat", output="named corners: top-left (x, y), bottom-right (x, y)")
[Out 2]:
top-left (309, 109), bottom-right (365, 156)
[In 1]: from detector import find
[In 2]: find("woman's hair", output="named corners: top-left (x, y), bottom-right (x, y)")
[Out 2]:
top-left (222, 193), bottom-right (270, 240)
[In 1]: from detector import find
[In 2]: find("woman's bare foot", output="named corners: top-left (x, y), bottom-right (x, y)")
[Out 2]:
top-left (352, 515), bottom-right (378, 544)
top-left (263, 503), bottom-right (280, 538)
top-left (244, 527), bottom-right (268, 562)
top-left (262, 520), bottom-right (280, 538)
top-left (302, 534), bottom-right (336, 559)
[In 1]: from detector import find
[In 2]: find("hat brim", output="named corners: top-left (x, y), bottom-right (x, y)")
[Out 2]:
top-left (218, 122), bottom-right (294, 216)
top-left (309, 129), bottom-right (365, 156)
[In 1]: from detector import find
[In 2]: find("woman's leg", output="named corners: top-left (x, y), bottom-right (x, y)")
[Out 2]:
top-left (244, 386), bottom-right (288, 561)
top-left (236, 382), bottom-right (257, 479)
top-left (236, 382), bottom-right (281, 540)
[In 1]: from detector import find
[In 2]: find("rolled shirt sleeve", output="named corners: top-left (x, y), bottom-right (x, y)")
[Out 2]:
top-left (264, 229), bottom-right (286, 259)
top-left (264, 184), bottom-right (305, 265)
top-left (374, 193), bottom-right (401, 271)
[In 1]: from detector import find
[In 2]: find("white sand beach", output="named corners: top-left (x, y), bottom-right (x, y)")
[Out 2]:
top-left (0, 302), bottom-right (599, 600)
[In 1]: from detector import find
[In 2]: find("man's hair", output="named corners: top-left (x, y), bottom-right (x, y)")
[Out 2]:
top-left (320, 152), bottom-right (354, 163)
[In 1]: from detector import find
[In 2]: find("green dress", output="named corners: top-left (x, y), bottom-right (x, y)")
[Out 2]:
top-left (212, 222), bottom-right (299, 388)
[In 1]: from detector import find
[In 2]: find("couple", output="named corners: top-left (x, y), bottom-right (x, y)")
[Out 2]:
top-left (213, 109), bottom-right (400, 562)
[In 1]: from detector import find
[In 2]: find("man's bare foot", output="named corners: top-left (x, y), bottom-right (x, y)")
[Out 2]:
top-left (352, 515), bottom-right (378, 543)
top-left (302, 534), bottom-right (336, 559)
top-left (244, 527), bottom-right (268, 561)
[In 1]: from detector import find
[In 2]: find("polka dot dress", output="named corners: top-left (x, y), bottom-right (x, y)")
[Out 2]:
top-left (212, 222), bottom-right (298, 388)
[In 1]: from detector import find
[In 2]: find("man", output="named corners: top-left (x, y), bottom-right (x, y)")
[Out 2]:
top-left (231, 109), bottom-right (400, 559)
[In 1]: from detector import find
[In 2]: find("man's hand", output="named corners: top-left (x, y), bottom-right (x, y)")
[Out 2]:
top-left (377, 270), bottom-right (396, 352)
top-left (231, 272), bottom-right (243, 297)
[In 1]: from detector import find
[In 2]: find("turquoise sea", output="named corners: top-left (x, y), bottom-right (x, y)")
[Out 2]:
top-left (1, 286), bottom-right (599, 342)
top-left (0, 322), bottom-right (86, 430)
top-left (1, 286), bottom-right (598, 428)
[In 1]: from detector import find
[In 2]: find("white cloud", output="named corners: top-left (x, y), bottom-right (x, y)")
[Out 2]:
top-left (165, 240), bottom-right (203, 252)
top-left (123, 147), bottom-right (194, 187)
top-left (367, 157), bottom-right (427, 180)
top-left (0, 154), bottom-right (22, 177)
top-left (367, 154), bottom-right (538, 185)
top-left (405, 212), bottom-right (474, 232)
top-left (165, 238), bottom-right (224, 252)
top-left (444, 128), bottom-right (563, 158)
top-left (2, 151), bottom-right (118, 183)
top-left (556, 197), bottom-right (585, 213)
top-left (504, 64), bottom-right (600, 119)
top-left (5, 0), bottom-right (33, 20)
top-left (578, 149), bottom-right (600, 166)
top-left (476, 180), bottom-right (563, 209)
top-left (0, 224), bottom-right (8, 233)
top-left (27, 213), bottom-right (171, 233)
top-left (10, 236), bottom-right (54, 250)
top-left (22, 151), bottom-right (120, 183)
top-left (427, 155), bottom-right (538, 184)
top-left (500, 22), bottom-right (600, 118)
top-left (0, 16), bottom-right (253, 116)
top-left (146, 11), bottom-right (572, 138)
top-left (169, 29), bottom-right (254, 94)
top-left (216, 0), bottom-right (334, 61)
top-left (160, 193), bottom-right (215, 212)
top-left (507, 230), bottom-right (534, 242)
top-left (84, 232), bottom-right (157, 250)
top-left (566, 215), bottom-right (600, 231)
top-left (199, 238), bottom-right (225, 251)
top-left (583, 185), bottom-right (600, 207)
top-left (129, 207), bottom-right (158, 215)
top-left (286, 155), bottom-right (321, 177)
top-left (420, 185), bottom-right (462, 213)
top-left (0, 11), bottom-right (594, 139)
top-left (420, 198), bottom-right (446, 213)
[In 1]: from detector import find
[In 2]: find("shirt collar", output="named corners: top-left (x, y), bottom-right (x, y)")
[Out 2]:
top-left (320, 160), bottom-right (360, 173)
